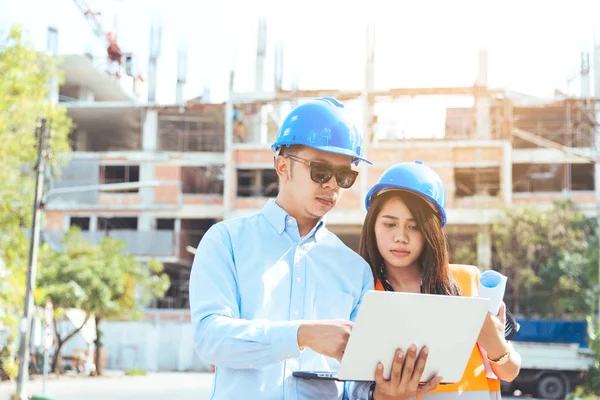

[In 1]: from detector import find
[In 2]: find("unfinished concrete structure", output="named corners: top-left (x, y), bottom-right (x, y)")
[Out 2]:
top-left (44, 25), bottom-right (600, 314)
top-left (45, 55), bottom-right (225, 310)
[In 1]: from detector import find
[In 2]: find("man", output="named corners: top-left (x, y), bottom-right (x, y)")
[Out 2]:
top-left (189, 97), bottom-right (432, 400)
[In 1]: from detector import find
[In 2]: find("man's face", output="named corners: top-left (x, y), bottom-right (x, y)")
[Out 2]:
top-left (281, 146), bottom-right (355, 219)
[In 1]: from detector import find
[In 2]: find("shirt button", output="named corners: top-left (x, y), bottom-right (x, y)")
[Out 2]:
top-left (285, 353), bottom-right (291, 358)
top-left (294, 310), bottom-right (299, 316)
top-left (249, 364), bottom-right (254, 368)
top-left (288, 379), bottom-right (293, 385)
top-left (295, 277), bottom-right (300, 282)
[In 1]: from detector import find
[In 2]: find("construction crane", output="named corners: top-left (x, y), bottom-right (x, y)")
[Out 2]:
top-left (72, 0), bottom-right (140, 82)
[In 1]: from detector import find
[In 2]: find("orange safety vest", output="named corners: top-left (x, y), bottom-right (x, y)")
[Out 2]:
top-left (374, 264), bottom-right (502, 400)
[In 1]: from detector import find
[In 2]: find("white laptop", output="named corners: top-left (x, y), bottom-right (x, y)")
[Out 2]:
top-left (293, 290), bottom-right (490, 384)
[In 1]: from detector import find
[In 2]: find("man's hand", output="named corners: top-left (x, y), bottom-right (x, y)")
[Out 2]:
top-left (477, 302), bottom-right (509, 360)
top-left (373, 345), bottom-right (442, 400)
top-left (297, 320), bottom-right (353, 361)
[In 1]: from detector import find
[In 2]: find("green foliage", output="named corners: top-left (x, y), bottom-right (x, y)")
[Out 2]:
top-left (0, 24), bottom-right (73, 369)
top-left (450, 240), bottom-right (477, 266)
top-left (492, 200), bottom-right (596, 318)
top-left (35, 228), bottom-right (169, 372)
top-left (37, 226), bottom-right (170, 319)
top-left (1, 357), bottom-right (18, 379)
top-left (0, 24), bottom-right (73, 229)
top-left (577, 326), bottom-right (600, 396)
top-left (124, 368), bottom-right (147, 376)
top-left (491, 200), bottom-right (600, 395)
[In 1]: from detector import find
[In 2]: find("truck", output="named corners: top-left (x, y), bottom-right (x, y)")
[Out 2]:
top-left (501, 319), bottom-right (596, 399)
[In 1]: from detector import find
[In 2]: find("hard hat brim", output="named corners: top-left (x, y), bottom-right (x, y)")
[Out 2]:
top-left (272, 143), bottom-right (373, 165)
top-left (365, 185), bottom-right (447, 226)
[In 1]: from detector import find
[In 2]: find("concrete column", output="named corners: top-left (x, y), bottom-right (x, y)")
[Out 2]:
top-left (174, 218), bottom-right (182, 258)
top-left (476, 49), bottom-right (488, 87)
top-left (75, 129), bottom-right (88, 151)
top-left (139, 162), bottom-right (155, 206)
top-left (224, 99), bottom-right (234, 218)
top-left (148, 22), bottom-right (162, 103)
top-left (78, 86), bottom-right (95, 102)
top-left (581, 51), bottom-right (591, 98)
top-left (142, 110), bottom-right (158, 152)
top-left (89, 216), bottom-right (98, 232)
top-left (476, 224), bottom-right (492, 270)
top-left (260, 105), bottom-right (268, 145)
top-left (47, 27), bottom-right (59, 105)
top-left (252, 111), bottom-right (262, 144)
top-left (141, 109), bottom-right (158, 217)
top-left (255, 17), bottom-right (266, 93)
top-left (176, 43), bottom-right (187, 106)
top-left (138, 213), bottom-right (153, 231)
top-left (594, 45), bottom-right (600, 97)
top-left (475, 98), bottom-right (491, 139)
top-left (502, 140), bottom-right (512, 205)
top-left (361, 22), bottom-right (375, 209)
top-left (475, 49), bottom-right (490, 139)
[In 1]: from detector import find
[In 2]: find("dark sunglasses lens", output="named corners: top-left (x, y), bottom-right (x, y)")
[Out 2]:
top-left (310, 163), bottom-right (334, 183)
top-left (336, 170), bottom-right (358, 188)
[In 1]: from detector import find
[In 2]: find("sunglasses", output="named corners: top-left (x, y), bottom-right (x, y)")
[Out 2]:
top-left (284, 154), bottom-right (358, 189)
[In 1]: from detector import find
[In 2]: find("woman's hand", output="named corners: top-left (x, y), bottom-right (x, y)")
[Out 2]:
top-left (373, 345), bottom-right (443, 400)
top-left (477, 302), bottom-right (509, 360)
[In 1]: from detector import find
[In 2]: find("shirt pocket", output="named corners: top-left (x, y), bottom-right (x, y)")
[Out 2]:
top-left (311, 285), bottom-right (355, 320)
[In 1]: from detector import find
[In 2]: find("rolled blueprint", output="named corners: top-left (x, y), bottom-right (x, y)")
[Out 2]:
top-left (478, 270), bottom-right (507, 315)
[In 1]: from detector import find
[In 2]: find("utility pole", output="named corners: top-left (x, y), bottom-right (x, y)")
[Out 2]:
top-left (593, 42), bottom-right (600, 336)
top-left (595, 100), bottom-right (600, 337)
top-left (16, 119), bottom-right (48, 400)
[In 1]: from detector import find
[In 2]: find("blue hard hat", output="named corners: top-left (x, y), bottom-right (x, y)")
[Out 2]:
top-left (365, 161), bottom-right (447, 226)
top-left (270, 97), bottom-right (372, 165)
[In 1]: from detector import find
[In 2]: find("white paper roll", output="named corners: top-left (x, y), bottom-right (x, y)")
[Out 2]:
top-left (478, 270), bottom-right (507, 315)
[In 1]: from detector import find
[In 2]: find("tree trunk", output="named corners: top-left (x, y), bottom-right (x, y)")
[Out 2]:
top-left (94, 315), bottom-right (103, 375)
top-left (513, 267), bottom-right (521, 315)
top-left (51, 343), bottom-right (62, 374)
top-left (51, 314), bottom-right (91, 374)
top-left (51, 319), bottom-right (63, 374)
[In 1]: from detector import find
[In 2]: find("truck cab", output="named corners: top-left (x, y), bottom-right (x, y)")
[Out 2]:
top-left (501, 319), bottom-right (596, 400)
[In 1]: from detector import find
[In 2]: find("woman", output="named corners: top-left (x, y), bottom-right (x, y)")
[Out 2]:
top-left (359, 161), bottom-right (522, 400)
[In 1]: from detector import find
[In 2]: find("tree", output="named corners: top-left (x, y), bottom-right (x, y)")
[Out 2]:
top-left (492, 199), bottom-right (597, 317)
top-left (448, 235), bottom-right (478, 266)
top-left (0, 24), bottom-right (73, 378)
top-left (0, 24), bottom-right (72, 229)
top-left (0, 233), bottom-right (29, 380)
top-left (87, 238), bottom-right (170, 376)
top-left (36, 228), bottom-right (170, 373)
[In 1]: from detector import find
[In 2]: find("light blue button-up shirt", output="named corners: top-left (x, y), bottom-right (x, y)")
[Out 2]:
top-left (189, 199), bottom-right (374, 399)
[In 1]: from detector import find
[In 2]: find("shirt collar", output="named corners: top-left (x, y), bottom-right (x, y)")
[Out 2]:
top-left (313, 216), bottom-right (328, 242)
top-left (262, 199), bottom-right (288, 234)
top-left (261, 199), bottom-right (328, 241)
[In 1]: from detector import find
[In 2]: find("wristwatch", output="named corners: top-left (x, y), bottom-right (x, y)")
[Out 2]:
top-left (487, 350), bottom-right (511, 365)
top-left (367, 382), bottom-right (376, 400)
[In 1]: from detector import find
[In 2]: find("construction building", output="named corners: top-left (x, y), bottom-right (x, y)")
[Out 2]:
top-left (42, 20), bottom-right (600, 318)
top-left (33, 15), bottom-right (600, 371)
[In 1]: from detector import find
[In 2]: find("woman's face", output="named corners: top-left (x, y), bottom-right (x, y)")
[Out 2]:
top-left (374, 196), bottom-right (425, 271)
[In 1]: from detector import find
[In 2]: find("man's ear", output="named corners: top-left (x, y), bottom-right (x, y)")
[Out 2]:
top-left (275, 155), bottom-right (291, 183)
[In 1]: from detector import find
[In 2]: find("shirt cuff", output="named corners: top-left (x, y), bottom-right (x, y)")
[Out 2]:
top-left (346, 381), bottom-right (373, 400)
top-left (270, 320), bottom-right (302, 360)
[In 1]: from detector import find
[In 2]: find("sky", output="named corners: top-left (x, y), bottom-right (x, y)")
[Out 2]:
top-left (3, 0), bottom-right (600, 137)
